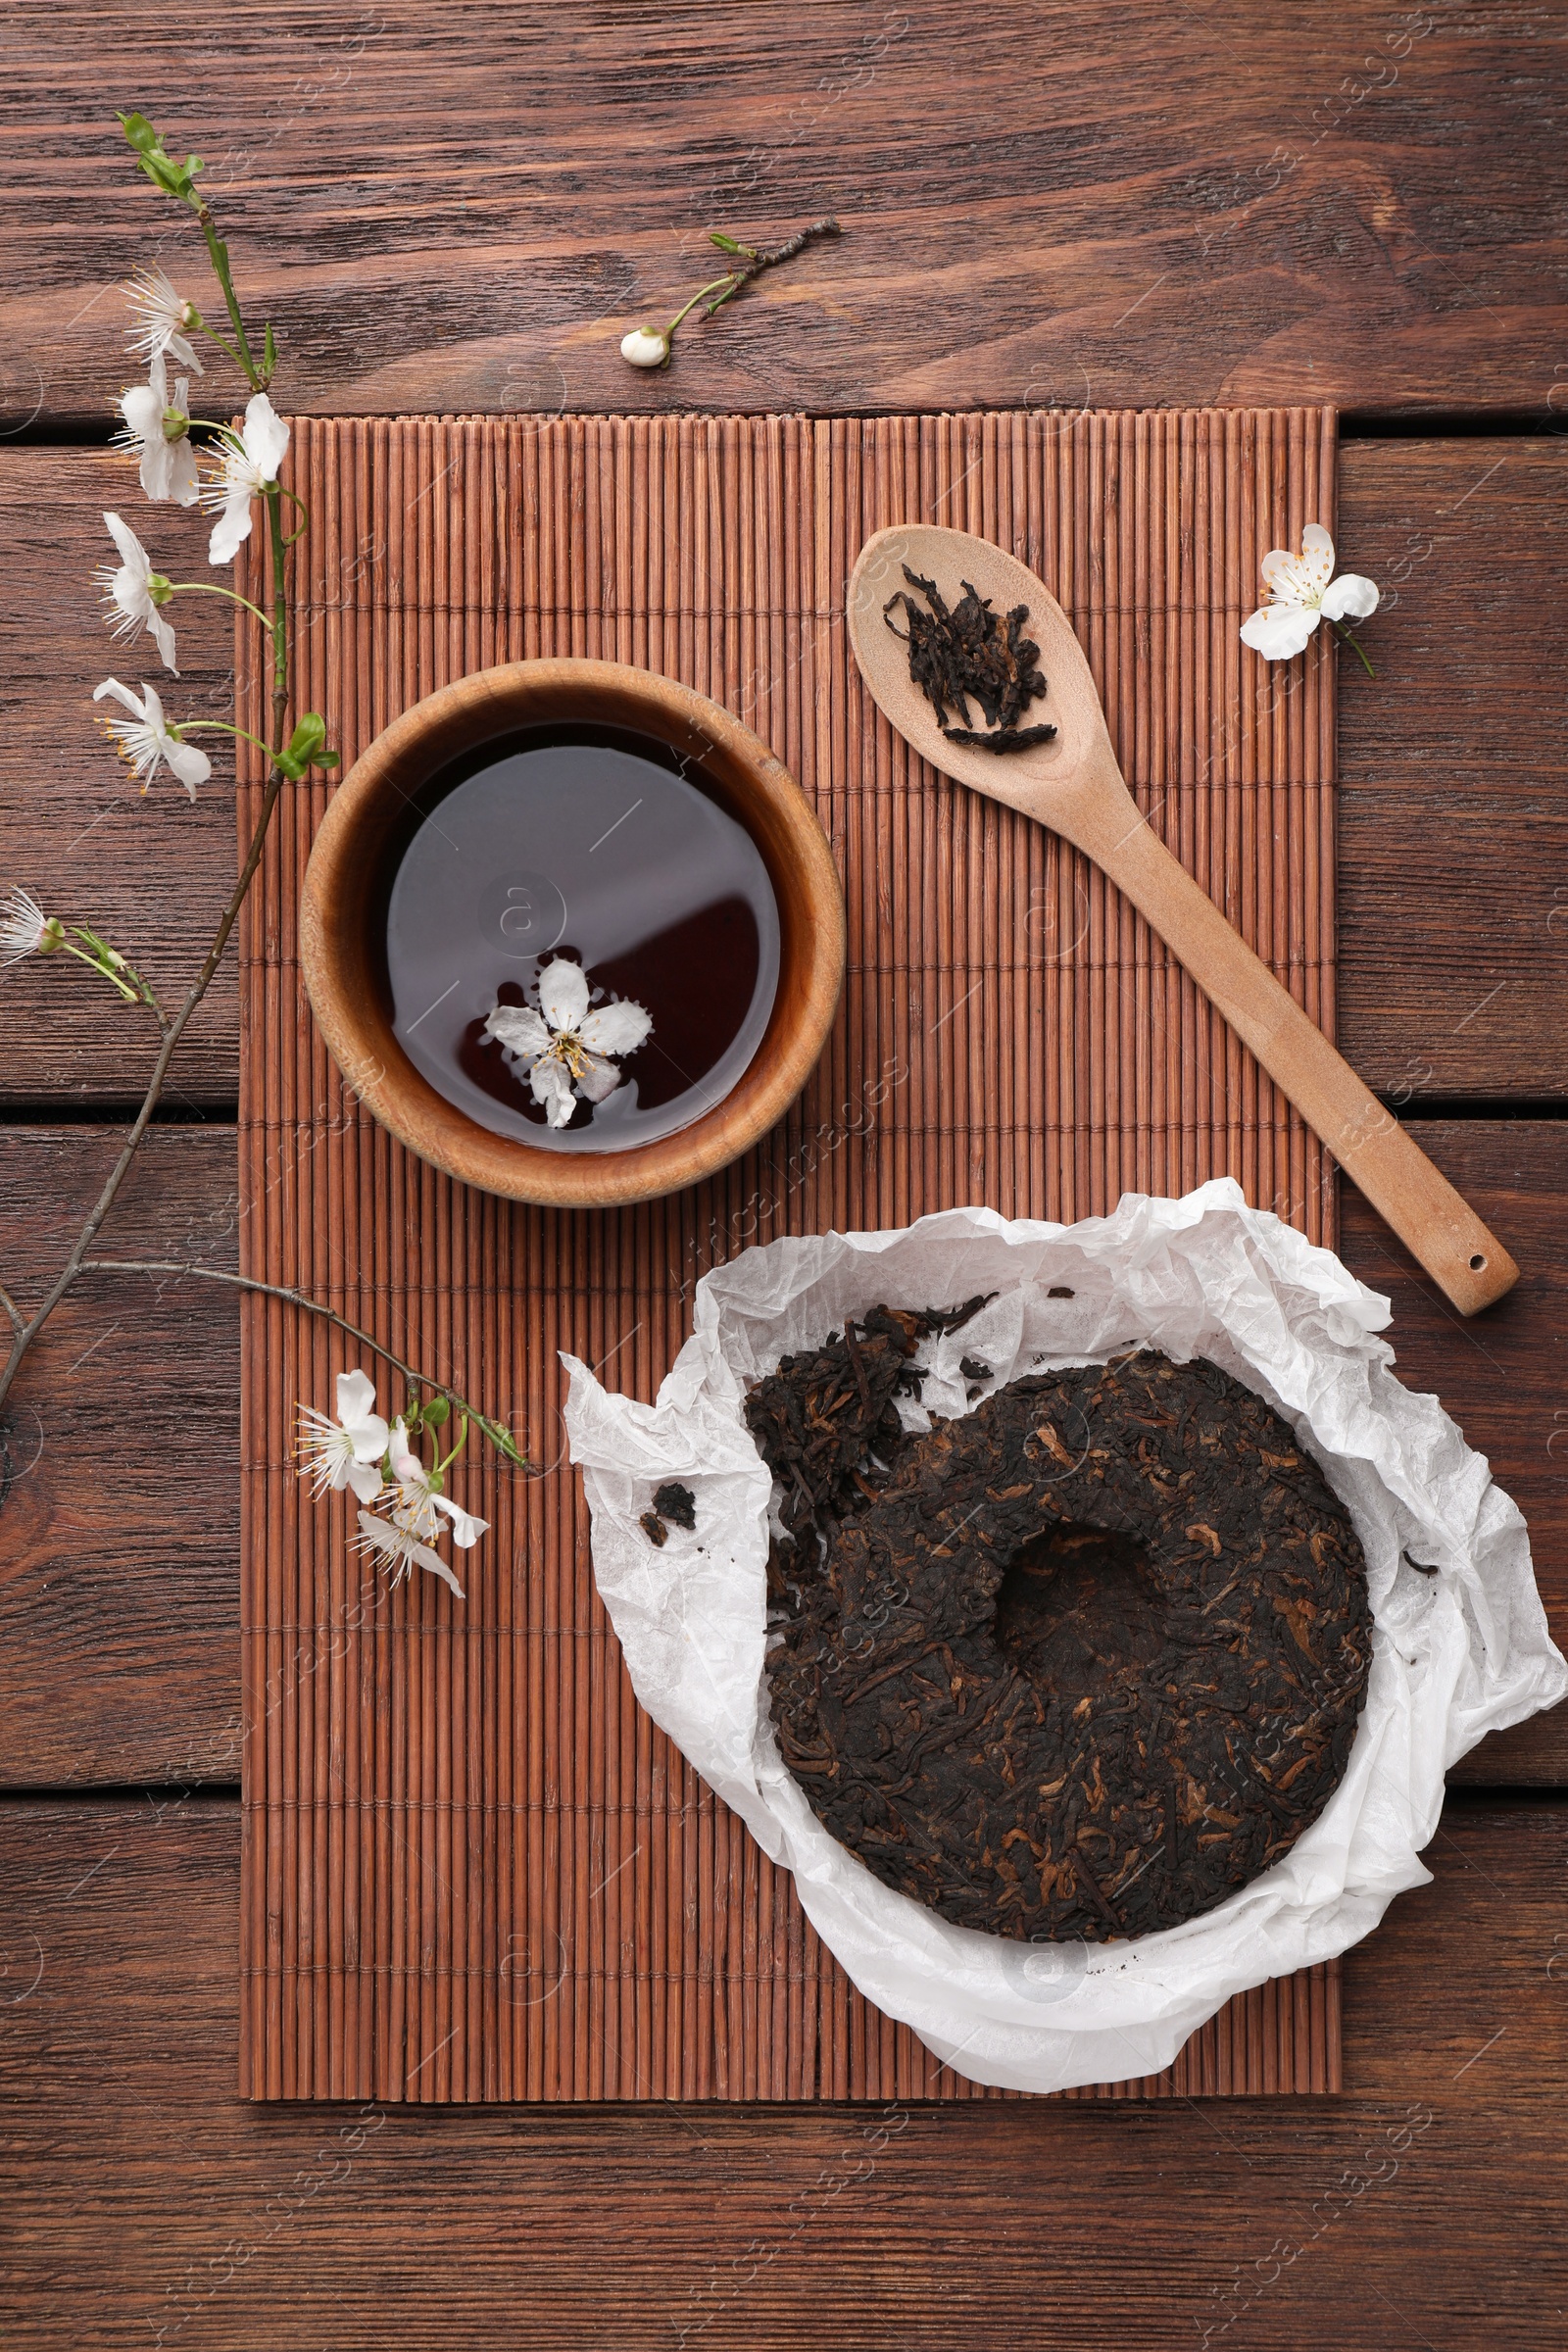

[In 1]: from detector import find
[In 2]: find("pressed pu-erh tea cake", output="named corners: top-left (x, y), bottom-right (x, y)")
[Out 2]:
top-left (760, 1326), bottom-right (1373, 1942)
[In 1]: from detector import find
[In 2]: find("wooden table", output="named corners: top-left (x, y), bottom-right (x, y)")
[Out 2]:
top-left (3, 7), bottom-right (1566, 2343)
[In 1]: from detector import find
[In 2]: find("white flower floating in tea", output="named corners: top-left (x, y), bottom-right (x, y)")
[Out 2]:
top-left (482, 955), bottom-right (653, 1129)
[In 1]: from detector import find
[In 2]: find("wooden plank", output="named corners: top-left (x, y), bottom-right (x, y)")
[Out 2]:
top-left (1337, 438), bottom-right (1568, 1100)
top-left (1, 1793), bottom-right (1563, 2343)
top-left (0, 1128), bottom-right (241, 1787)
top-left (3, 1120), bottom-right (1563, 1790)
top-left (2, 5), bottom-right (1566, 424)
top-left (0, 450), bottom-right (240, 1105)
top-left (1339, 1121), bottom-right (1568, 1785)
top-left (5, 437), bottom-right (1566, 1107)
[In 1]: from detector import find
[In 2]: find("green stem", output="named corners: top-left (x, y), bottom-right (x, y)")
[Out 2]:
top-left (1331, 617), bottom-right (1376, 677)
top-left (55, 940), bottom-right (140, 1002)
top-left (267, 483), bottom-right (287, 720)
top-left (196, 318), bottom-right (249, 375)
top-left (175, 717), bottom-right (274, 757)
top-left (433, 1412), bottom-right (471, 1478)
top-left (191, 202), bottom-right (263, 388)
top-left (278, 484), bottom-right (310, 546)
top-left (167, 580), bottom-right (274, 632)
top-left (664, 271), bottom-right (744, 338)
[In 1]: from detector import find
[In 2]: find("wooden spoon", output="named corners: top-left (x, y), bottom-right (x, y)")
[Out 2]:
top-left (847, 523), bottom-right (1517, 1317)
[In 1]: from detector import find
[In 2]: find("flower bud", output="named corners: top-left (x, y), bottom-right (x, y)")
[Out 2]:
top-left (620, 326), bottom-right (670, 369)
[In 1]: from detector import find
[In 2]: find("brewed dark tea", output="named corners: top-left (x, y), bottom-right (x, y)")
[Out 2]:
top-left (378, 722), bottom-right (780, 1152)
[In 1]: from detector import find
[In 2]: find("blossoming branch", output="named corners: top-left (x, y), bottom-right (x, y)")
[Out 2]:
top-left (0, 111), bottom-right (524, 1599)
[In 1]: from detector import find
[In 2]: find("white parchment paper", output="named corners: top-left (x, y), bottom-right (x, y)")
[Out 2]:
top-left (563, 1181), bottom-right (1566, 2093)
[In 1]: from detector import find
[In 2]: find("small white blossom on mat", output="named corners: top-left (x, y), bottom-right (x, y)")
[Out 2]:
top-left (0, 887), bottom-right (63, 967)
top-left (115, 350), bottom-right (199, 507)
top-left (96, 511), bottom-right (178, 673)
top-left (203, 390), bottom-right (290, 564)
top-left (483, 955), bottom-right (653, 1130)
top-left (382, 1416), bottom-right (490, 1551)
top-left (1240, 523), bottom-right (1379, 661)
top-left (92, 676), bottom-right (213, 799)
top-left (125, 264), bottom-right (205, 375)
top-left (354, 1508), bottom-right (466, 1599)
top-left (295, 1367), bottom-right (390, 1503)
top-left (620, 325), bottom-right (670, 368)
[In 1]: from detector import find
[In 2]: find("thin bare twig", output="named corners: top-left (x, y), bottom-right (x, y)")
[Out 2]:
top-left (703, 216), bottom-right (840, 316)
top-left (78, 1258), bottom-right (529, 1467)
top-left (0, 484), bottom-right (291, 1419)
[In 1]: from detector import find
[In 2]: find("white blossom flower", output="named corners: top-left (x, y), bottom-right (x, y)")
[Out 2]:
top-left (295, 1368), bottom-right (390, 1503)
top-left (620, 325), bottom-right (670, 368)
top-left (92, 677), bottom-right (213, 799)
top-left (379, 1417), bottom-right (489, 1550)
top-left (202, 391), bottom-right (290, 565)
top-left (355, 1508), bottom-right (466, 1600)
top-left (1240, 523), bottom-right (1380, 661)
top-left (115, 350), bottom-right (199, 507)
top-left (125, 265), bottom-right (205, 375)
top-left (95, 512), bottom-right (178, 673)
top-left (482, 956), bottom-right (653, 1129)
top-left (0, 887), bottom-right (64, 967)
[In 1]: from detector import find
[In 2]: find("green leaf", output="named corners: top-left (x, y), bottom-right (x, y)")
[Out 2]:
top-left (280, 714), bottom-right (338, 776)
top-left (709, 231), bottom-right (746, 253)
top-left (118, 112), bottom-right (203, 200)
top-left (422, 1396), bottom-right (450, 1428)
top-left (263, 321), bottom-right (277, 377)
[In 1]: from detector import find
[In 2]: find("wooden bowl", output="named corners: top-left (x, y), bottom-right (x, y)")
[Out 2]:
top-left (300, 659), bottom-right (845, 1207)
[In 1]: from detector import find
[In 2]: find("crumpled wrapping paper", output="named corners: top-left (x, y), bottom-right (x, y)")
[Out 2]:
top-left (563, 1180), bottom-right (1566, 2094)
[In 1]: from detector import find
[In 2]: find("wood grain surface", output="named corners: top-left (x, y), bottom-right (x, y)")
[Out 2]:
top-left (0, 0), bottom-right (1564, 2331)
top-left (1, 1794), bottom-right (1562, 2348)
top-left (6, 440), bottom-right (1563, 1108)
top-left (4, 3), bottom-right (1566, 423)
top-left (4, 1121), bottom-right (1562, 1790)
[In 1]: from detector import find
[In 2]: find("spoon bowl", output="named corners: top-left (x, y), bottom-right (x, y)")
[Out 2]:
top-left (848, 523), bottom-right (1517, 1317)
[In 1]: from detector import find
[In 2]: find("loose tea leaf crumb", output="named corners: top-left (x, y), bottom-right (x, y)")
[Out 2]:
top-left (639, 1509), bottom-right (667, 1547)
top-left (653, 1481), bottom-right (697, 1531)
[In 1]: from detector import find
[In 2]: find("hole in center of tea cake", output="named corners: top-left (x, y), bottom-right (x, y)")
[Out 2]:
top-left (994, 1521), bottom-right (1162, 1697)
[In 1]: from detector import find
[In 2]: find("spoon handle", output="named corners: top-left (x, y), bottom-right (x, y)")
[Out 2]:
top-left (1080, 804), bottom-right (1518, 1315)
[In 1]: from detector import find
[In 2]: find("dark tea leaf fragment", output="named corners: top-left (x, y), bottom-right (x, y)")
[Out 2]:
top-left (653, 1481), bottom-right (698, 1531)
top-left (940, 723), bottom-right (1059, 754)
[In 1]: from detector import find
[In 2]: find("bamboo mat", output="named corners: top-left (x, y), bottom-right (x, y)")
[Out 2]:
top-left (236, 406), bottom-right (1343, 2103)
